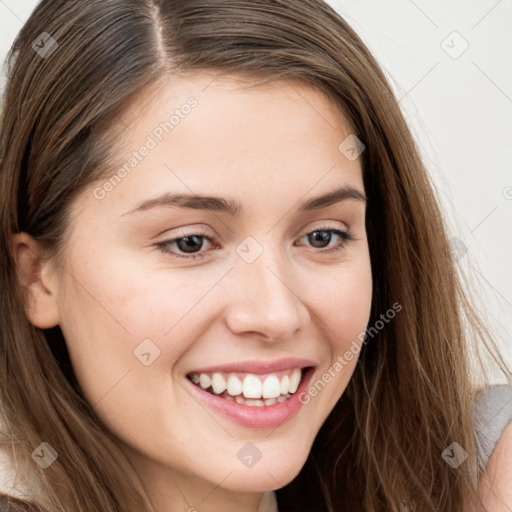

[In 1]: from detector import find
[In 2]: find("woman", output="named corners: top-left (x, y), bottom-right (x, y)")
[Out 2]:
top-left (1, 1), bottom-right (510, 511)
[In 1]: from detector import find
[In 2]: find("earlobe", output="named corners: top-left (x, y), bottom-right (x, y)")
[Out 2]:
top-left (8, 230), bottom-right (61, 329)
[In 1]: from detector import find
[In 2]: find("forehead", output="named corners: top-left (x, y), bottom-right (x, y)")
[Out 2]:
top-left (109, 72), bottom-right (357, 168)
top-left (76, 72), bottom-right (364, 222)
top-left (118, 71), bottom-right (354, 133)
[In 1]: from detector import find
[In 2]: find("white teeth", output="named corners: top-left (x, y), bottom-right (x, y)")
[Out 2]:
top-left (199, 374), bottom-right (211, 390)
top-left (190, 367), bottom-right (306, 401)
top-left (211, 373), bottom-right (227, 394)
top-left (262, 375), bottom-right (281, 399)
top-left (229, 392), bottom-right (292, 406)
top-left (227, 375), bottom-right (243, 396)
top-left (288, 368), bottom-right (301, 394)
top-left (232, 395), bottom-right (270, 407)
top-left (243, 374), bottom-right (262, 399)
top-left (246, 399), bottom-right (264, 407)
top-left (280, 375), bottom-right (290, 395)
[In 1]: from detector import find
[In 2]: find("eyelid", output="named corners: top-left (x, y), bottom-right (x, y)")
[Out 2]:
top-left (154, 220), bottom-right (354, 261)
top-left (155, 220), bottom-right (349, 244)
top-left (301, 219), bottom-right (349, 233)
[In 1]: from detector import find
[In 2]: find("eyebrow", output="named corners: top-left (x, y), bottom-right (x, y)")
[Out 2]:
top-left (121, 184), bottom-right (367, 218)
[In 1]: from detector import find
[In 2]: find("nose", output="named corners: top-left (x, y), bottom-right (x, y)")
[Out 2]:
top-left (224, 245), bottom-right (310, 342)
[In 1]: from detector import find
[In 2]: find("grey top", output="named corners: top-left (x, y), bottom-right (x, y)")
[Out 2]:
top-left (473, 383), bottom-right (512, 469)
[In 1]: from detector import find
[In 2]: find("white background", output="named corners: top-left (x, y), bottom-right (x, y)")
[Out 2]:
top-left (1, 0), bottom-right (511, 381)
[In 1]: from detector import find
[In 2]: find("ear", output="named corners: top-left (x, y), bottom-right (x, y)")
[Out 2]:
top-left (8, 230), bottom-right (61, 329)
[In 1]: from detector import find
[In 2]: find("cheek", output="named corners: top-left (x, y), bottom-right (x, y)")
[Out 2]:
top-left (61, 243), bottom-right (214, 344)
top-left (298, 257), bottom-right (372, 412)
top-left (56, 266), bottom-right (186, 448)
top-left (56, 249), bottom-right (227, 404)
top-left (308, 257), bottom-right (373, 347)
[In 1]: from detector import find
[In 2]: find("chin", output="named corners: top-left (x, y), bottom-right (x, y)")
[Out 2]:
top-left (212, 450), bottom-right (309, 492)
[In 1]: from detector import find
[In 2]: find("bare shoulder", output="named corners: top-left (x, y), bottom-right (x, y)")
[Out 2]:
top-left (467, 420), bottom-right (512, 511)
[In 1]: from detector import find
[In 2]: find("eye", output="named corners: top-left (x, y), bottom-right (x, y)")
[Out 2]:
top-left (155, 227), bottom-right (218, 261)
top-left (155, 225), bottom-right (354, 260)
top-left (296, 226), bottom-right (353, 253)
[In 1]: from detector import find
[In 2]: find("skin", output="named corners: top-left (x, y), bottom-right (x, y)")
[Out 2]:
top-left (11, 72), bottom-right (373, 512)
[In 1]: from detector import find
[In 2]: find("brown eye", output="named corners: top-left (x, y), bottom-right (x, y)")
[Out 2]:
top-left (155, 229), bottom-right (218, 260)
top-left (155, 226), bottom-right (353, 261)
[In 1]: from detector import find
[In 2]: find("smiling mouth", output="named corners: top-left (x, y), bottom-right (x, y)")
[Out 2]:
top-left (186, 367), bottom-right (310, 407)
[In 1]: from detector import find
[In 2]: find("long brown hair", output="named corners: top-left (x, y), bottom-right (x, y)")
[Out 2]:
top-left (1, 1), bottom-right (510, 510)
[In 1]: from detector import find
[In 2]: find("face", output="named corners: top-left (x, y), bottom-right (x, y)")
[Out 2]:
top-left (40, 73), bottom-right (372, 506)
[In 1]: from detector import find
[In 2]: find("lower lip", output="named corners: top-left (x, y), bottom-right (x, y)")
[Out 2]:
top-left (185, 368), bottom-right (315, 429)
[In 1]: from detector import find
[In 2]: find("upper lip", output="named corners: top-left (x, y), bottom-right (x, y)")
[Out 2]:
top-left (187, 357), bottom-right (316, 375)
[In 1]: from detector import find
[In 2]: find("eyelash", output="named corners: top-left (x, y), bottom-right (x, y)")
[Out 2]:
top-left (155, 225), bottom-right (354, 261)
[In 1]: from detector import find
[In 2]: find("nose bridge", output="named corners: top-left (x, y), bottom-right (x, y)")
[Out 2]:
top-left (225, 235), bottom-right (307, 340)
